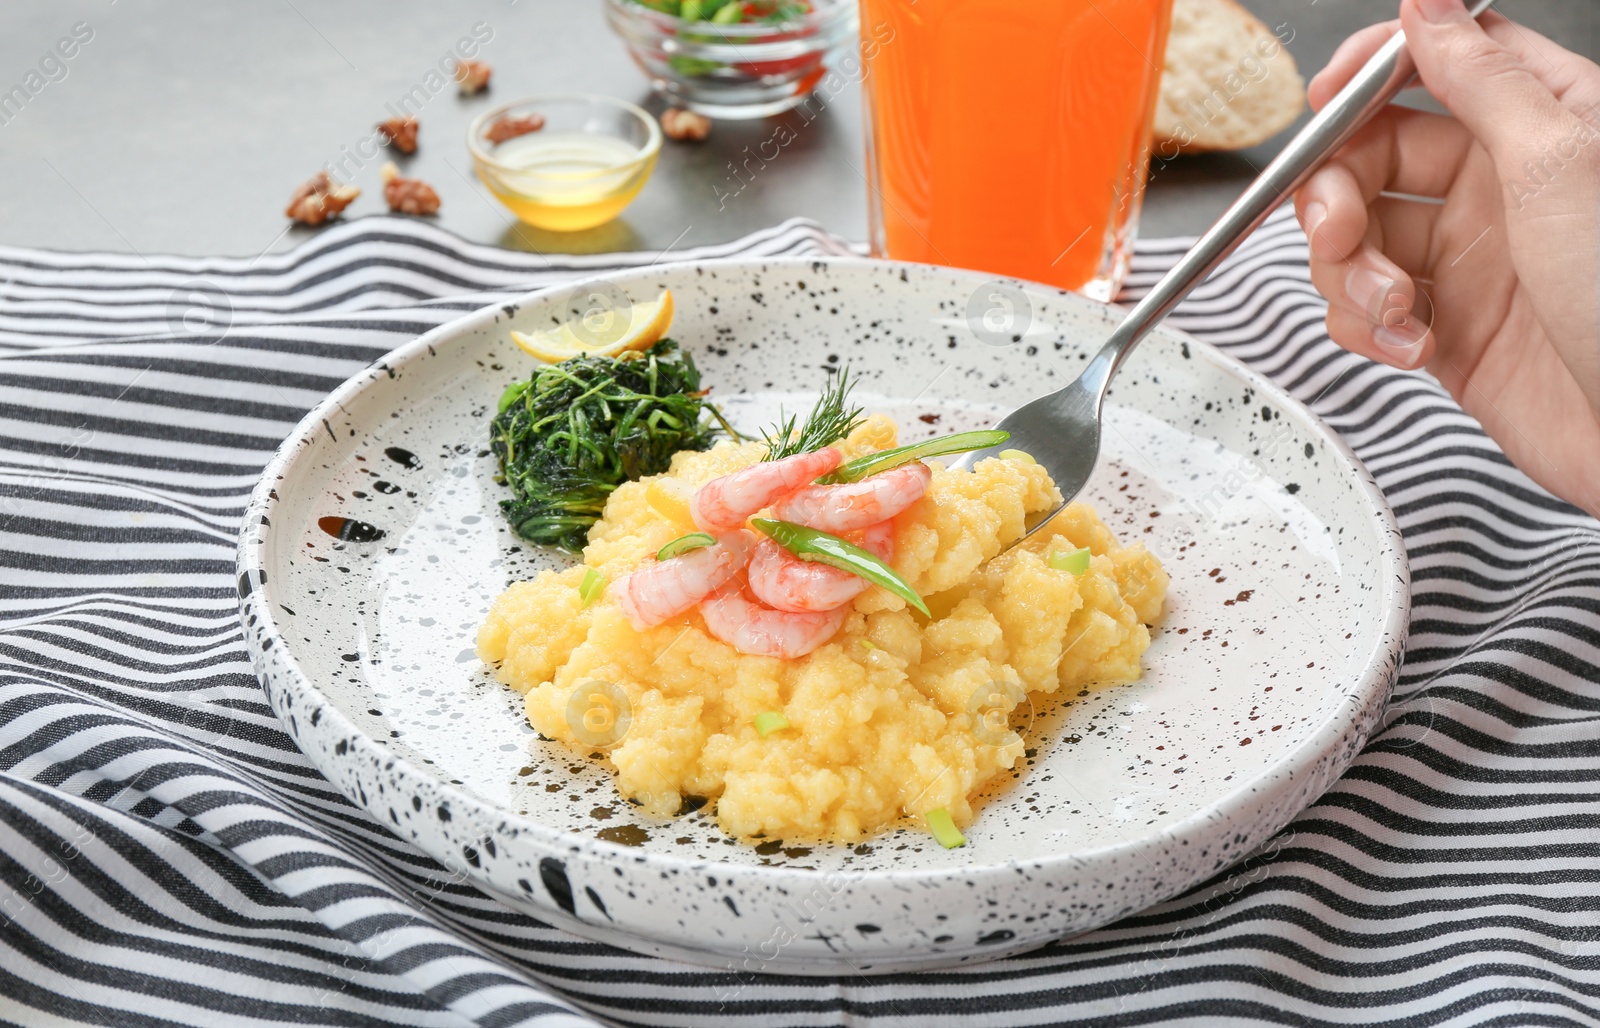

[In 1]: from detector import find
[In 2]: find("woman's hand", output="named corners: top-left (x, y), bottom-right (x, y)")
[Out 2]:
top-left (1293, 0), bottom-right (1600, 516)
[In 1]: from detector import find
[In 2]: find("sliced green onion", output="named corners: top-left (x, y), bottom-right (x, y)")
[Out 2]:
top-left (754, 711), bottom-right (790, 736)
top-left (1049, 546), bottom-right (1092, 576)
top-left (818, 429), bottom-right (1011, 484)
top-left (997, 448), bottom-right (1036, 464)
top-left (657, 532), bottom-right (716, 561)
top-left (751, 518), bottom-right (929, 616)
top-left (710, 0), bottom-right (743, 22)
top-left (497, 379), bottom-right (530, 415)
top-left (860, 638), bottom-right (878, 651)
top-left (925, 807), bottom-right (966, 848)
top-left (579, 568), bottom-right (607, 608)
top-left (680, 0), bottom-right (703, 19)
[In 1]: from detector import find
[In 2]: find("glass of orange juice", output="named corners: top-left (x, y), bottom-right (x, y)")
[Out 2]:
top-left (858, 0), bottom-right (1174, 300)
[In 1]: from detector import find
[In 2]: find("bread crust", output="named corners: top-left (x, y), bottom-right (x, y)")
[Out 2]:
top-left (1152, 0), bottom-right (1305, 154)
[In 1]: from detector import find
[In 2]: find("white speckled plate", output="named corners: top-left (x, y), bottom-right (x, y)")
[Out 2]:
top-left (237, 257), bottom-right (1406, 974)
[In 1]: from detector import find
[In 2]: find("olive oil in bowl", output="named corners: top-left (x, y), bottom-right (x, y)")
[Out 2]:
top-left (470, 94), bottom-right (662, 232)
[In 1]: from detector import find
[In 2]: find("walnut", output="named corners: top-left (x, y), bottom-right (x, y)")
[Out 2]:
top-left (377, 115), bottom-right (419, 154)
top-left (285, 172), bottom-right (360, 226)
top-left (380, 162), bottom-right (440, 216)
top-left (455, 59), bottom-right (492, 95)
top-left (660, 108), bottom-right (711, 142)
top-left (484, 112), bottom-right (546, 145)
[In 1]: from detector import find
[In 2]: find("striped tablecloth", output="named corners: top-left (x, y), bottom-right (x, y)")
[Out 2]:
top-left (1, 212), bottom-right (1597, 1027)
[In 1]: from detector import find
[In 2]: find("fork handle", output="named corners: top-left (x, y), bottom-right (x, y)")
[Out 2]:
top-left (1084, 0), bottom-right (1499, 393)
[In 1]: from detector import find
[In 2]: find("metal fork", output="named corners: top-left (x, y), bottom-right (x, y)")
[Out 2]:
top-left (949, 0), bottom-right (1499, 533)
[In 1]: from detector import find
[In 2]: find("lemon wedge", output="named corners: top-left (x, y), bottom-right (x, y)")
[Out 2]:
top-left (511, 288), bottom-right (674, 363)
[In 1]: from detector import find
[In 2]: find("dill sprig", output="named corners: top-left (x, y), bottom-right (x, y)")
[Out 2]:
top-left (761, 368), bottom-right (865, 461)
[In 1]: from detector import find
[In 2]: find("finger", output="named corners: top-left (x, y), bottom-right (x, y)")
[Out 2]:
top-left (1293, 108), bottom-right (1470, 264)
top-left (1305, 193), bottom-right (1447, 282)
top-left (1296, 107), bottom-right (1473, 227)
top-left (1308, 21), bottom-right (1400, 112)
top-left (1401, 0), bottom-right (1580, 170)
top-left (1297, 176), bottom-right (1395, 282)
top-left (1479, 13), bottom-right (1600, 110)
top-left (1310, 12), bottom-right (1600, 115)
top-left (1309, 235), bottom-right (1414, 322)
top-left (1300, 189), bottom-right (1447, 361)
top-left (1308, 188), bottom-right (1434, 370)
top-left (1295, 161), bottom-right (1366, 265)
top-left (1325, 291), bottom-right (1436, 372)
top-left (1366, 196), bottom-right (1446, 277)
top-left (1303, 190), bottom-right (1442, 282)
top-left (1406, 1), bottom-right (1600, 407)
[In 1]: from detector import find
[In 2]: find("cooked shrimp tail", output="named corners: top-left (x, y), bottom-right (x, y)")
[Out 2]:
top-left (746, 520), bottom-right (895, 613)
top-left (612, 529), bottom-right (755, 630)
top-left (690, 446), bottom-right (843, 531)
top-left (699, 582), bottom-right (846, 659)
top-left (773, 461), bottom-right (930, 534)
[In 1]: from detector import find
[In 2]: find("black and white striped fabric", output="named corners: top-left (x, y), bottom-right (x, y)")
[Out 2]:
top-left (1, 211), bottom-right (1596, 1027)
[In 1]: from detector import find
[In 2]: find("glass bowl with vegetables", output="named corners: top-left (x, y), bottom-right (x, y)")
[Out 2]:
top-left (604, 0), bottom-right (858, 118)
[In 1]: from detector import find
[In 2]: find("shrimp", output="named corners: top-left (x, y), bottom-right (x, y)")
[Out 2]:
top-left (746, 520), bottom-right (896, 613)
top-left (772, 461), bottom-right (931, 534)
top-left (690, 447), bottom-right (843, 531)
top-left (700, 582), bottom-right (847, 659)
top-left (611, 530), bottom-right (755, 630)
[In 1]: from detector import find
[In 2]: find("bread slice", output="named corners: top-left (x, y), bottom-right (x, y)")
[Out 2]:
top-left (1153, 0), bottom-right (1305, 154)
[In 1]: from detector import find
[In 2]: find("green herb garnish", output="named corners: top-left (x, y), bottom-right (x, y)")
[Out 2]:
top-left (490, 339), bottom-right (734, 551)
top-left (819, 429), bottom-right (1011, 484)
top-left (631, 0), bottom-right (814, 23)
top-left (925, 807), bottom-right (966, 848)
top-left (998, 448), bottom-right (1036, 464)
top-left (751, 518), bottom-right (928, 615)
top-left (762, 369), bottom-right (865, 462)
top-left (579, 569), bottom-right (607, 607)
top-left (657, 532), bottom-right (716, 560)
top-left (1049, 546), bottom-right (1091, 576)
top-left (754, 711), bottom-right (791, 736)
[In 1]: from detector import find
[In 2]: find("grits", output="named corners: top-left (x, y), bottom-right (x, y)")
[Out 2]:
top-left (478, 417), bottom-right (1168, 843)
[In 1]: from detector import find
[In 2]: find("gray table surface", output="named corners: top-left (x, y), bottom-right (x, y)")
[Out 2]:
top-left (0, 1), bottom-right (1592, 260)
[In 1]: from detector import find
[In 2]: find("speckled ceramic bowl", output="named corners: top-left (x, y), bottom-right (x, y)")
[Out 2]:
top-left (237, 258), bottom-right (1407, 974)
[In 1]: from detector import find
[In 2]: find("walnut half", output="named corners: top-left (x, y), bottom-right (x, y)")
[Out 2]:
top-left (380, 162), bottom-right (441, 216)
top-left (660, 108), bottom-right (711, 142)
top-left (286, 172), bottom-right (360, 226)
top-left (377, 115), bottom-right (419, 154)
top-left (484, 112), bottom-right (546, 146)
top-left (456, 59), bottom-right (492, 95)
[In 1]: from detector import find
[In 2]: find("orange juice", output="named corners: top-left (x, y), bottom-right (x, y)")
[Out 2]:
top-left (859, 0), bottom-right (1173, 298)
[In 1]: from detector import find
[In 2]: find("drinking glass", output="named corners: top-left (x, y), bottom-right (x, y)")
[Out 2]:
top-left (858, 0), bottom-right (1174, 300)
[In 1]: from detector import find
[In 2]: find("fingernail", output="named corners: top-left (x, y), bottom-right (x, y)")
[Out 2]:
top-left (1372, 294), bottom-right (1428, 366)
top-left (1413, 0), bottom-right (1468, 24)
top-left (1345, 267), bottom-right (1395, 318)
top-left (1304, 201), bottom-right (1328, 241)
top-left (1374, 319), bottom-right (1427, 367)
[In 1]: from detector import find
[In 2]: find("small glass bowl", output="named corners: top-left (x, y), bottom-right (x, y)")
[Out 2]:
top-left (604, 0), bottom-right (859, 119)
top-left (468, 94), bottom-right (662, 232)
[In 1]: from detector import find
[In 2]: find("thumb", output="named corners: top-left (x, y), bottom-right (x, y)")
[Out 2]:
top-left (1401, 0), bottom-right (1576, 169)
